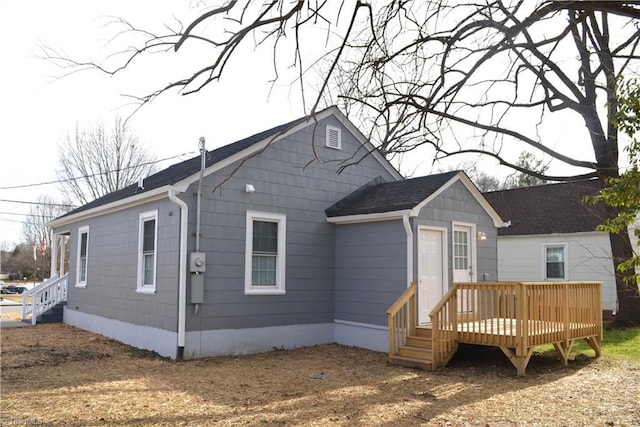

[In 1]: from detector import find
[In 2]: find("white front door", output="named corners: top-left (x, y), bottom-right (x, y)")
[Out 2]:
top-left (418, 228), bottom-right (447, 324)
top-left (453, 224), bottom-right (476, 313)
top-left (453, 224), bottom-right (474, 282)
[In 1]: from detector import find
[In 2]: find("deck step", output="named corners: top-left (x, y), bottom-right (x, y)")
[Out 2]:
top-left (406, 335), bottom-right (431, 349)
top-left (389, 355), bottom-right (433, 370)
top-left (415, 326), bottom-right (433, 339)
top-left (398, 345), bottom-right (433, 360)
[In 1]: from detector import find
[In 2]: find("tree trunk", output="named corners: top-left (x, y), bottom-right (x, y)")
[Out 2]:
top-left (608, 221), bottom-right (640, 326)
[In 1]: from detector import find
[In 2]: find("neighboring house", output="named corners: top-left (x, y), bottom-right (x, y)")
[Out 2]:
top-left (48, 106), bottom-right (504, 359)
top-left (484, 180), bottom-right (622, 315)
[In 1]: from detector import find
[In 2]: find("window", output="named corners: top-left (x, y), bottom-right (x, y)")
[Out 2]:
top-left (544, 244), bottom-right (567, 280)
top-left (325, 125), bottom-right (342, 150)
top-left (76, 226), bottom-right (89, 287)
top-left (137, 211), bottom-right (158, 293)
top-left (453, 230), bottom-right (469, 270)
top-left (245, 211), bottom-right (286, 295)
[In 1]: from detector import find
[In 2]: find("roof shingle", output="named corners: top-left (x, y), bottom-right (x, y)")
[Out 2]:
top-left (483, 179), bottom-right (607, 236)
top-left (326, 171), bottom-right (459, 217)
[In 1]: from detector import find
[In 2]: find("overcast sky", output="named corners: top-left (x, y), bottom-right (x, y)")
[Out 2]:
top-left (0, 1), bottom-right (321, 246)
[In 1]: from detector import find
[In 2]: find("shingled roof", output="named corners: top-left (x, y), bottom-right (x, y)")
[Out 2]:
top-left (57, 113), bottom-right (315, 220)
top-left (325, 171), bottom-right (460, 217)
top-left (483, 179), bottom-right (607, 236)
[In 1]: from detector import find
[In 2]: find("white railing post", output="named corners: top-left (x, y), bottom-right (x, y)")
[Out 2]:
top-left (31, 294), bottom-right (37, 325)
top-left (21, 291), bottom-right (28, 320)
top-left (21, 274), bottom-right (68, 324)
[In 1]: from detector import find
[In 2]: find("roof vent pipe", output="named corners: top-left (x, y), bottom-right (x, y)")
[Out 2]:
top-left (196, 137), bottom-right (206, 252)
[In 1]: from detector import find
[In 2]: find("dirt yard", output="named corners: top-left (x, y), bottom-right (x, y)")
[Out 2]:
top-left (1, 324), bottom-right (639, 426)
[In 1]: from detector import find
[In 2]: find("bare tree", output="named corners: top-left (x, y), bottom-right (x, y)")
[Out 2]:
top-left (443, 153), bottom-right (548, 191)
top-left (44, 1), bottom-right (640, 323)
top-left (0, 241), bottom-right (11, 275)
top-left (21, 195), bottom-right (70, 246)
top-left (439, 161), bottom-right (505, 192)
top-left (57, 118), bottom-right (157, 205)
top-left (503, 152), bottom-right (550, 189)
top-left (20, 195), bottom-right (72, 280)
top-left (339, 1), bottom-right (640, 325)
top-left (4, 244), bottom-right (38, 282)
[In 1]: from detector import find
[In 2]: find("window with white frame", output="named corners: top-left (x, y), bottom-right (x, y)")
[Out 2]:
top-left (245, 211), bottom-right (286, 295)
top-left (325, 125), bottom-right (342, 150)
top-left (137, 210), bottom-right (158, 292)
top-left (544, 243), bottom-right (568, 280)
top-left (76, 226), bottom-right (89, 287)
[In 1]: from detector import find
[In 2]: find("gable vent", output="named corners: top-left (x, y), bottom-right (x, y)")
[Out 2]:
top-left (326, 125), bottom-right (342, 150)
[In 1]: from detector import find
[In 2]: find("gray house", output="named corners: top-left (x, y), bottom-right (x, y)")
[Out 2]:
top-left (48, 107), bottom-right (505, 359)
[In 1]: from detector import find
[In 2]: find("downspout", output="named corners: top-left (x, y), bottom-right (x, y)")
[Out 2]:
top-left (168, 187), bottom-right (188, 360)
top-left (403, 214), bottom-right (414, 287)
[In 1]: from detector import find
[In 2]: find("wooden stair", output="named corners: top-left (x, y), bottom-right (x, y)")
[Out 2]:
top-left (389, 326), bottom-right (434, 370)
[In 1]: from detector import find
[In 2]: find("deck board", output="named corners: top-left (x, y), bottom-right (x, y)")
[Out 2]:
top-left (453, 318), bottom-right (598, 339)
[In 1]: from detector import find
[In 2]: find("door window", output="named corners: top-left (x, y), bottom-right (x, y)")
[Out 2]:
top-left (453, 230), bottom-right (469, 270)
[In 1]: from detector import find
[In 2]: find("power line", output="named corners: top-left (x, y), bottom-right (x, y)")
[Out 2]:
top-left (0, 212), bottom-right (30, 217)
top-left (0, 218), bottom-right (29, 224)
top-left (0, 151), bottom-right (197, 190)
top-left (0, 199), bottom-right (75, 208)
top-left (0, 212), bottom-right (56, 218)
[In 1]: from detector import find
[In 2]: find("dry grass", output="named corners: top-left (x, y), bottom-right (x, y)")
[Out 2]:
top-left (1, 324), bottom-right (639, 427)
top-left (0, 312), bottom-right (22, 321)
top-left (0, 294), bottom-right (23, 304)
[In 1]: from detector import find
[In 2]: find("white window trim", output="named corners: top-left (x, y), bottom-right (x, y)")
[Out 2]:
top-left (245, 210), bottom-right (286, 295)
top-left (76, 226), bottom-right (89, 288)
top-left (325, 125), bottom-right (342, 150)
top-left (137, 210), bottom-right (158, 294)
top-left (542, 242), bottom-right (569, 281)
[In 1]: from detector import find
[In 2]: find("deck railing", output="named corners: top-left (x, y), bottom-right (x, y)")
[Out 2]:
top-left (386, 282), bottom-right (417, 357)
top-left (518, 281), bottom-right (602, 351)
top-left (22, 274), bottom-right (68, 325)
top-left (429, 286), bottom-right (459, 367)
top-left (440, 281), bottom-right (522, 348)
top-left (430, 281), bottom-right (602, 375)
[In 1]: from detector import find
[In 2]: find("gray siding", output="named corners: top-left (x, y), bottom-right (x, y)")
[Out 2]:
top-left (413, 180), bottom-right (498, 284)
top-left (57, 115), bottom-right (396, 335)
top-left (61, 199), bottom-right (180, 331)
top-left (334, 220), bottom-right (408, 326)
top-left (184, 115), bottom-right (398, 331)
top-left (332, 180), bottom-right (500, 327)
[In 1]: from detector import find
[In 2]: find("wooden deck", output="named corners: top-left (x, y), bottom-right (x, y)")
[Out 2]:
top-left (387, 281), bottom-right (602, 376)
top-left (455, 317), bottom-right (599, 339)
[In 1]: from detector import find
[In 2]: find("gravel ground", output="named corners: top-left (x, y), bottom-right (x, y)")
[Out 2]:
top-left (1, 323), bottom-right (639, 426)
